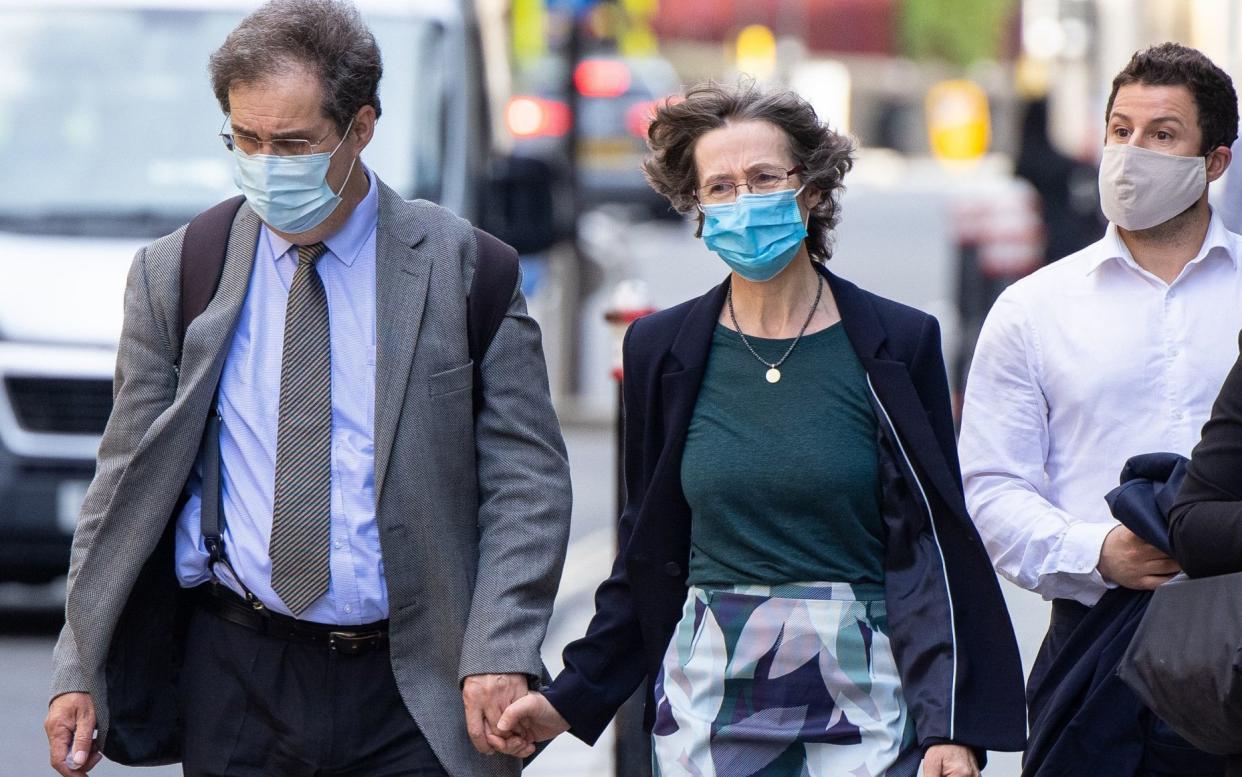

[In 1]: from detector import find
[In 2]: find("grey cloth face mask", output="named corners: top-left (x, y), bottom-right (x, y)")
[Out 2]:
top-left (1098, 143), bottom-right (1207, 231)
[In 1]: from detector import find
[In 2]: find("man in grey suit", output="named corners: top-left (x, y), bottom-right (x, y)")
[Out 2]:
top-left (42, 1), bottom-right (572, 775)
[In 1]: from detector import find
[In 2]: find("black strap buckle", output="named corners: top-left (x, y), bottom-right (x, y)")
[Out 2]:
top-left (328, 630), bottom-right (385, 655)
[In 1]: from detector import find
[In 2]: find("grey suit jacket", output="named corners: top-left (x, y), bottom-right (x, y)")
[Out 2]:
top-left (50, 180), bottom-right (572, 777)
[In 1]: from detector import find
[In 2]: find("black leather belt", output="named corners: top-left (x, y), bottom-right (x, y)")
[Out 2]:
top-left (195, 584), bottom-right (389, 656)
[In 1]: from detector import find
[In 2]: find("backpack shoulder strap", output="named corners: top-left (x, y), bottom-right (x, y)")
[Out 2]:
top-left (468, 227), bottom-right (520, 415)
top-left (178, 195), bottom-right (246, 357)
top-left (180, 196), bottom-right (243, 572)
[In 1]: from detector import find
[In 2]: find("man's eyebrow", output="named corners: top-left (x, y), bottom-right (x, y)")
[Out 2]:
top-left (228, 122), bottom-right (323, 140)
top-left (1108, 111), bottom-right (1187, 127)
top-left (1147, 115), bottom-right (1187, 127)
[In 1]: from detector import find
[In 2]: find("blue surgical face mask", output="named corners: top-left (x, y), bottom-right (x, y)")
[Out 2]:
top-left (700, 186), bottom-right (809, 282)
top-left (232, 118), bottom-right (357, 234)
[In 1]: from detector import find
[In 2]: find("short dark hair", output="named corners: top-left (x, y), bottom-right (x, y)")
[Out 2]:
top-left (209, 0), bottom-right (382, 133)
top-left (1105, 42), bottom-right (1238, 154)
top-left (642, 80), bottom-right (855, 262)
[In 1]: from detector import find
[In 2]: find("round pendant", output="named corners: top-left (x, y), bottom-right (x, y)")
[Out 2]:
top-left (765, 367), bottom-right (781, 384)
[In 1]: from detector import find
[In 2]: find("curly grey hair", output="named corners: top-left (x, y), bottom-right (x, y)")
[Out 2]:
top-left (209, 0), bottom-right (382, 133)
top-left (643, 80), bottom-right (855, 261)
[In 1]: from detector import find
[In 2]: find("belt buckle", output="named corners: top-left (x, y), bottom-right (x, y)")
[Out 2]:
top-left (328, 630), bottom-right (381, 655)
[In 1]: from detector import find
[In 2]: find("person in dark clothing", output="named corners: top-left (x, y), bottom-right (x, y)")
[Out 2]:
top-left (1014, 98), bottom-right (1106, 265)
top-left (1170, 335), bottom-right (1242, 578)
top-left (1170, 332), bottom-right (1242, 777)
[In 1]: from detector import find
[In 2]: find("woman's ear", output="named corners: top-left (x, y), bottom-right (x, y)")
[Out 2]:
top-left (803, 186), bottom-right (823, 210)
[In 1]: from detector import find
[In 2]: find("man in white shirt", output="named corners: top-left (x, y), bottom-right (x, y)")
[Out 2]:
top-left (959, 42), bottom-right (1240, 726)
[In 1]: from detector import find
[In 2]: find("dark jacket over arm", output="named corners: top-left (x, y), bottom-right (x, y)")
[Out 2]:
top-left (1170, 332), bottom-right (1242, 578)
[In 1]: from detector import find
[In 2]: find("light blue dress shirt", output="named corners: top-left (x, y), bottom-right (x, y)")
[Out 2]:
top-left (175, 169), bottom-right (384, 625)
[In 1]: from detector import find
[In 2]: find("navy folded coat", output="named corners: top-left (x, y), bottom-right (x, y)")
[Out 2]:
top-left (1022, 452), bottom-right (1222, 777)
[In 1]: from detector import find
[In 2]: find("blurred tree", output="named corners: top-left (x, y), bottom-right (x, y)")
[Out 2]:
top-left (900, 0), bottom-right (1017, 66)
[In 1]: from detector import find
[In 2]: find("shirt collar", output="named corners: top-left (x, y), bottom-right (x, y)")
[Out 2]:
top-left (1087, 208), bottom-right (1238, 277)
top-left (264, 165), bottom-right (379, 267)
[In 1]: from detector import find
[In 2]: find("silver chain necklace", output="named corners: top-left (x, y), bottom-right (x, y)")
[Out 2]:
top-left (726, 273), bottom-right (824, 384)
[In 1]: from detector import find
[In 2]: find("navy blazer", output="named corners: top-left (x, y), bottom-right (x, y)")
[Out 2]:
top-left (543, 264), bottom-right (1026, 755)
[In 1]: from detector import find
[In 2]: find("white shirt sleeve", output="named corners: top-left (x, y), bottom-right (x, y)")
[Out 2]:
top-left (959, 290), bottom-right (1116, 605)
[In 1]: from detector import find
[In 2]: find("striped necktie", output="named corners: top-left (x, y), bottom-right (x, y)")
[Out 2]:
top-left (269, 241), bottom-right (332, 616)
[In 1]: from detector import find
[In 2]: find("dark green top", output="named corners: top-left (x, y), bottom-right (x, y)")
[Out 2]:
top-left (681, 322), bottom-right (886, 586)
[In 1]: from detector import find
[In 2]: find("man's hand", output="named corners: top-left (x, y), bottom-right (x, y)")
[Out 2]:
top-left (45, 692), bottom-right (102, 776)
top-left (922, 743), bottom-right (979, 777)
top-left (493, 692), bottom-right (570, 758)
top-left (462, 674), bottom-right (531, 756)
top-left (1098, 525), bottom-right (1180, 590)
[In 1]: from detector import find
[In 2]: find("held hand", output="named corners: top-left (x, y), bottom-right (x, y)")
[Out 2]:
top-left (922, 744), bottom-right (979, 777)
top-left (1098, 525), bottom-right (1181, 590)
top-left (45, 692), bottom-right (103, 776)
top-left (462, 673), bottom-right (531, 756)
top-left (494, 692), bottom-right (570, 758)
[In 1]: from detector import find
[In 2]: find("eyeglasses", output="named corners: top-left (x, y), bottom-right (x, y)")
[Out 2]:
top-left (694, 165), bottom-right (804, 206)
top-left (218, 115), bottom-right (339, 157)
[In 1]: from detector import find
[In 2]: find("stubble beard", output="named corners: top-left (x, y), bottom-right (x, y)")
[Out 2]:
top-left (1127, 198), bottom-right (1204, 245)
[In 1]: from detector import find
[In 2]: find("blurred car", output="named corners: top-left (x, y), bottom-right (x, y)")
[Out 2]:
top-left (0, 0), bottom-right (552, 585)
top-left (507, 54), bottom-right (683, 219)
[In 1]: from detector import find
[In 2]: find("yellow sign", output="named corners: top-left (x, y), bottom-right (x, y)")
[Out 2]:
top-left (927, 80), bottom-right (991, 162)
top-left (620, 0), bottom-right (659, 56)
top-left (512, 0), bottom-right (546, 65)
top-left (736, 24), bottom-right (776, 80)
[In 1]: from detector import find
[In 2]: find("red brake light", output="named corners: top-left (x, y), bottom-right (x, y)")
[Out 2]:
top-left (506, 96), bottom-right (572, 138)
top-left (624, 100), bottom-right (657, 139)
top-left (574, 59), bottom-right (631, 98)
top-left (624, 95), bottom-right (683, 139)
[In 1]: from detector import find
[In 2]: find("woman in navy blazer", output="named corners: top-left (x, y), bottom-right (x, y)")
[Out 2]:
top-left (497, 82), bottom-right (1024, 776)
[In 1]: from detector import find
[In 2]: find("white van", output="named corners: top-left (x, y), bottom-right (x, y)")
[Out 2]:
top-left (0, 0), bottom-right (552, 583)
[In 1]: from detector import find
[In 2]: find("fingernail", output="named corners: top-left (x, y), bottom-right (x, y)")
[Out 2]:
top-left (74, 750), bottom-right (88, 765)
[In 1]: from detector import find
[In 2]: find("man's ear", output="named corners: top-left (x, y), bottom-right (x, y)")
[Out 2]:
top-left (351, 104), bottom-right (378, 151)
top-left (1207, 143), bottom-right (1232, 184)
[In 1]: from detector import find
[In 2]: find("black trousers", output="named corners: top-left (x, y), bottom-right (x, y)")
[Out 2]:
top-left (1026, 597), bottom-right (1090, 724)
top-left (178, 606), bottom-right (449, 777)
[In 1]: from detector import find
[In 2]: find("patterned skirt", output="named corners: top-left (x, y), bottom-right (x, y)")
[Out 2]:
top-left (651, 582), bottom-right (919, 777)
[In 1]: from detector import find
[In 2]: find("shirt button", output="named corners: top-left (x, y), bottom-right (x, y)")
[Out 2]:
top-left (1172, 410), bottom-right (1184, 420)
top-left (344, 604), bottom-right (353, 614)
top-left (334, 540), bottom-right (342, 550)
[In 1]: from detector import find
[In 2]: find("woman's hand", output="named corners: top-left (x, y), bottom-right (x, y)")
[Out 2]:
top-left (922, 743), bottom-right (979, 777)
top-left (491, 692), bottom-right (571, 758)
